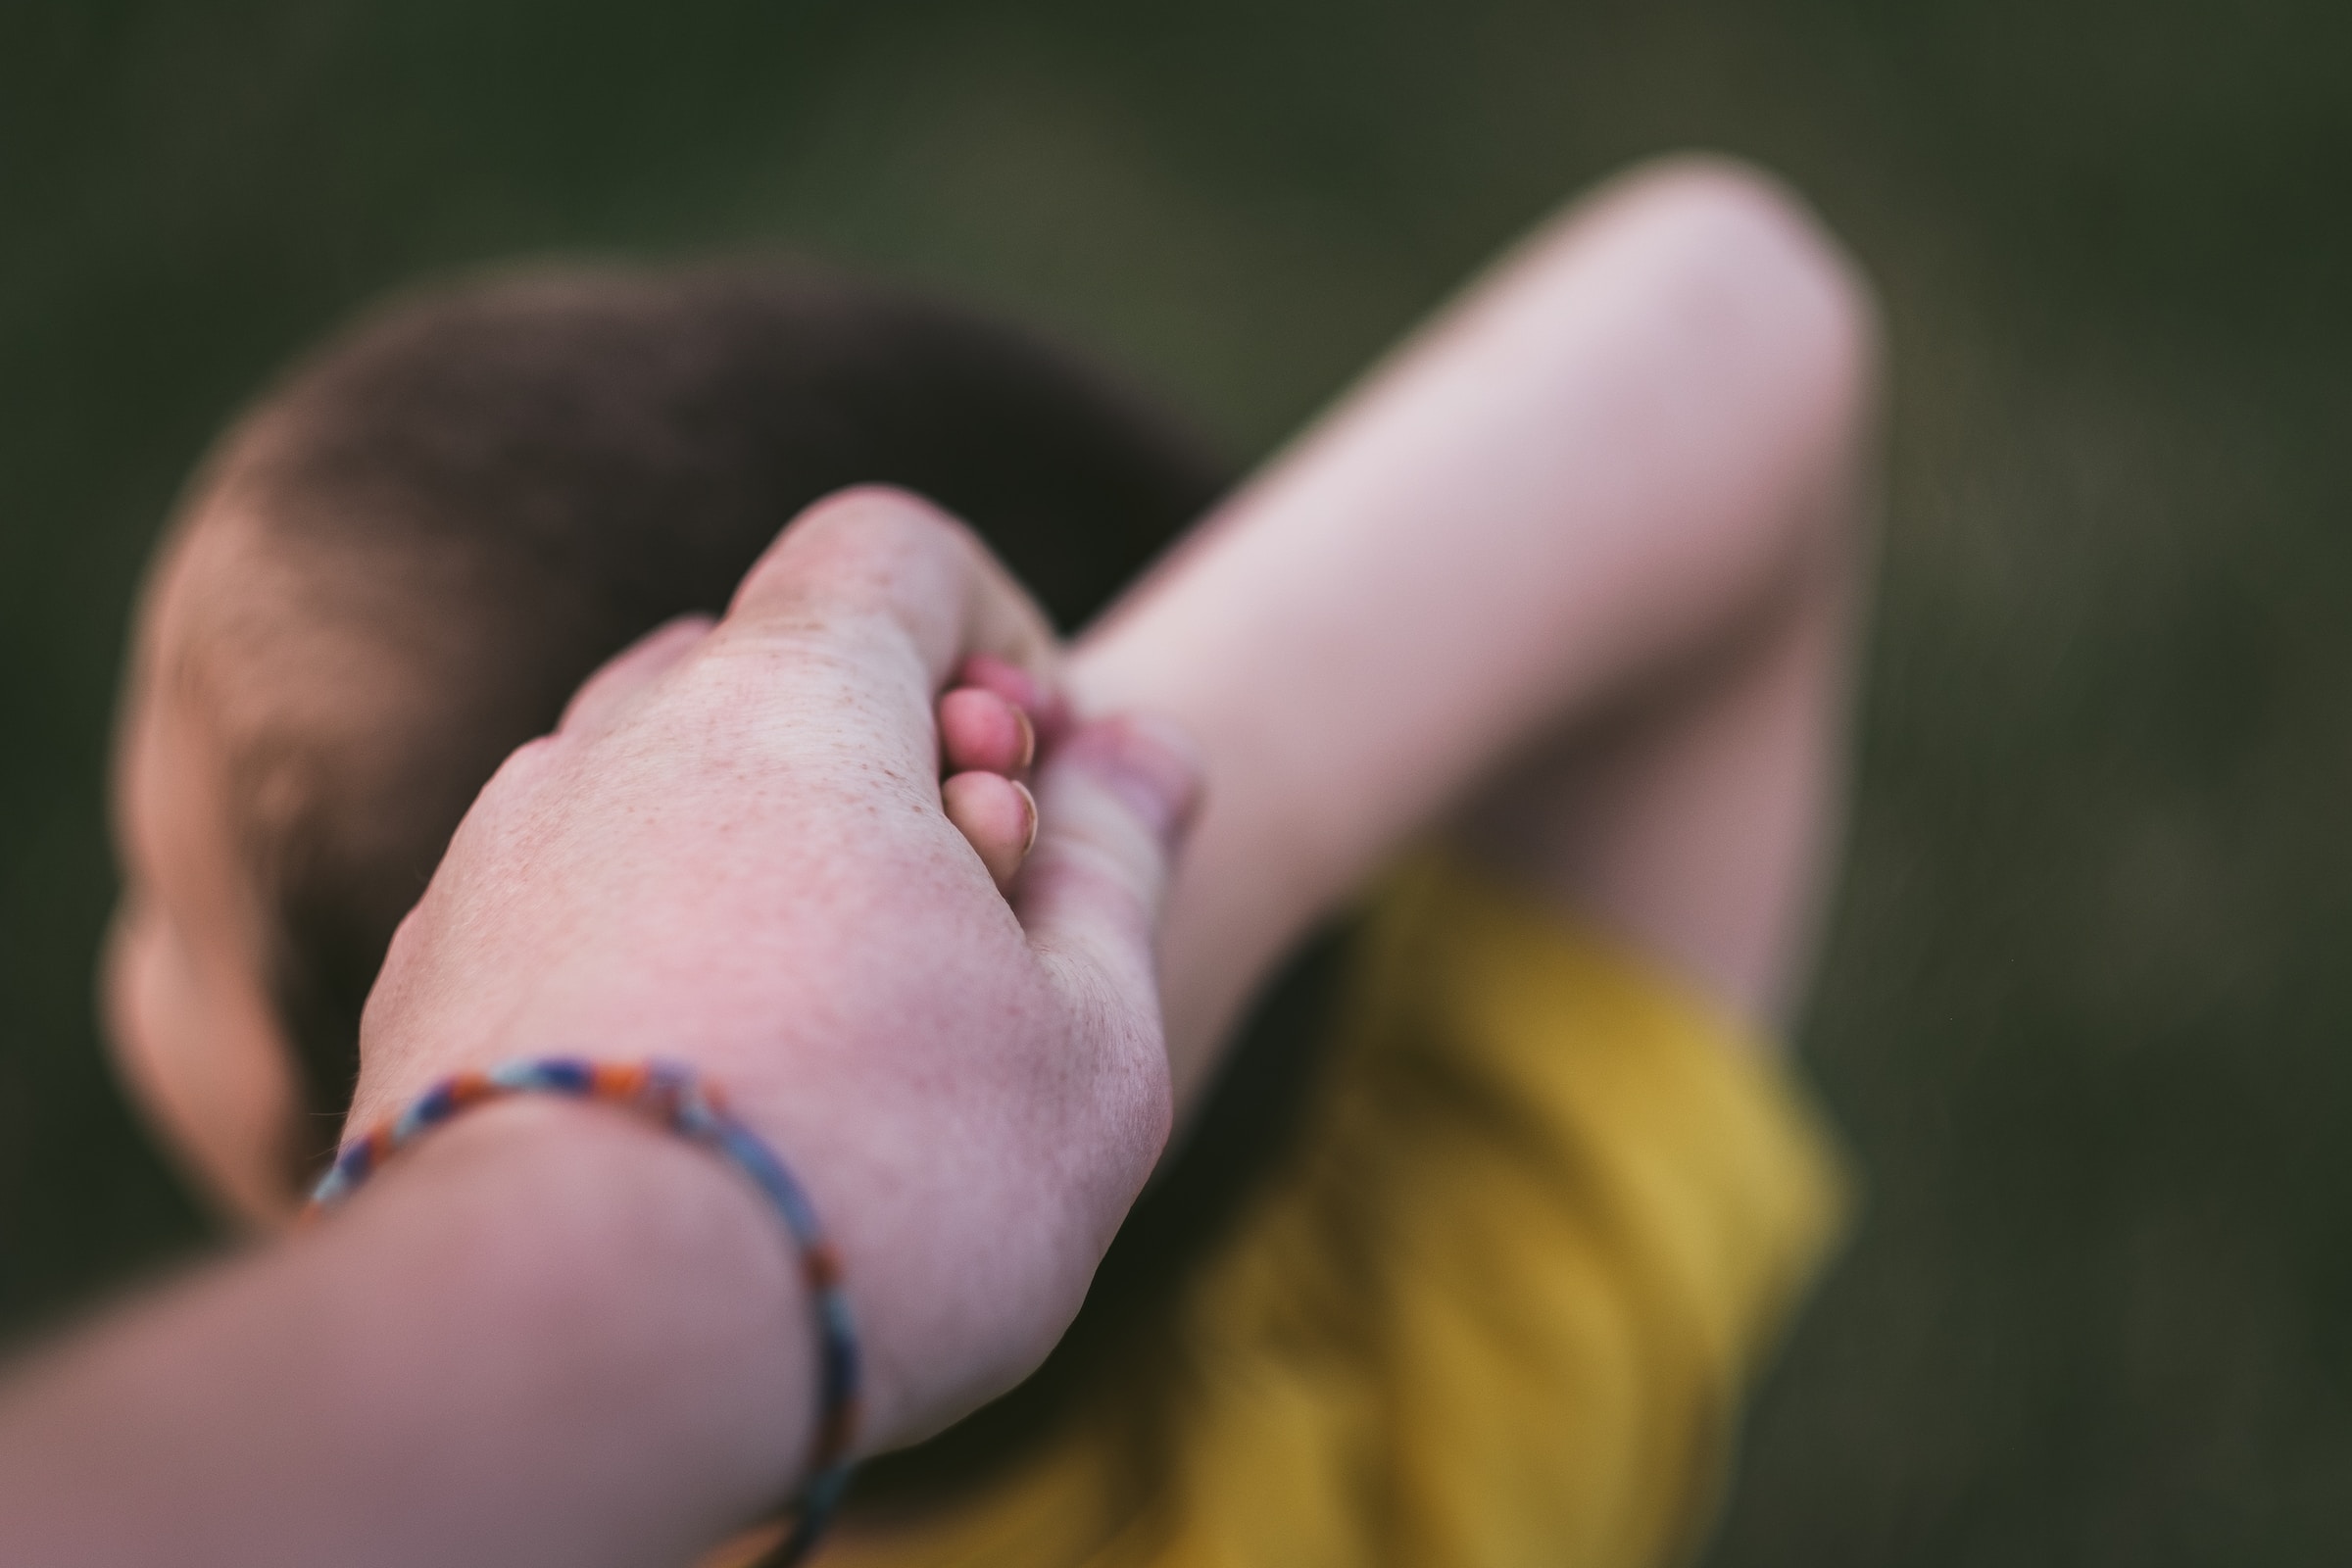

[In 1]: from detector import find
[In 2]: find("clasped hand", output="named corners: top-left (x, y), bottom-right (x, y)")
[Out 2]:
top-left (353, 485), bottom-right (1201, 1453)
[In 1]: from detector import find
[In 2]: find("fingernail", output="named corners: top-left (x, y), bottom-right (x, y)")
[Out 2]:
top-left (1012, 705), bottom-right (1037, 773)
top-left (1012, 778), bottom-right (1040, 858)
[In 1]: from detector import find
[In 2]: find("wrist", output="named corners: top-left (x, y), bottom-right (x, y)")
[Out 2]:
top-left (0, 1093), bottom-right (820, 1568)
top-left (370, 1096), bottom-right (818, 1553)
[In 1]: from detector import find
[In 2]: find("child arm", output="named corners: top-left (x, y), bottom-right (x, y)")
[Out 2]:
top-left (1071, 157), bottom-right (1878, 1110)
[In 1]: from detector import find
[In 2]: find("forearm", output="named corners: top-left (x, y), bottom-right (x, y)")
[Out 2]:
top-left (1074, 160), bottom-right (1874, 1102)
top-left (0, 1102), bottom-right (808, 1568)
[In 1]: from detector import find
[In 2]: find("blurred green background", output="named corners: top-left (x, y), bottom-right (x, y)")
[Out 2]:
top-left (6, 0), bottom-right (2351, 1559)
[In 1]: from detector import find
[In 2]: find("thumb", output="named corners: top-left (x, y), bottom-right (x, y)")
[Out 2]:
top-left (1014, 714), bottom-right (1204, 1027)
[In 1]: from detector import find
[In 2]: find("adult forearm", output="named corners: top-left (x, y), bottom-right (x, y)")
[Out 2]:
top-left (0, 1102), bottom-right (808, 1568)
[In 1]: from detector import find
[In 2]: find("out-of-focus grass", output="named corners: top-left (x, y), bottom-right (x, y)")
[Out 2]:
top-left (4, 1), bottom-right (2350, 1559)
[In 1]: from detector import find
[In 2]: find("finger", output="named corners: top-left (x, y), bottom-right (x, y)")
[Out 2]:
top-left (957, 653), bottom-right (1074, 748)
top-left (1012, 714), bottom-right (1204, 1020)
top-left (942, 771), bottom-right (1039, 892)
top-left (725, 485), bottom-right (1061, 699)
top-left (939, 687), bottom-right (1036, 779)
top-left (556, 614), bottom-right (715, 741)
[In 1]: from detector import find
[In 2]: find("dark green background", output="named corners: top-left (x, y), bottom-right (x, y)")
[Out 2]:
top-left (6, 1), bottom-right (2351, 1560)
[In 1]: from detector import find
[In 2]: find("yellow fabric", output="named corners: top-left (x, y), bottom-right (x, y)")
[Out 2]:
top-left (823, 854), bottom-right (1850, 1568)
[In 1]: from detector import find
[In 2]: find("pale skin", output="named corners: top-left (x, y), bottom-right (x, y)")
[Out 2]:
top-left (106, 156), bottom-right (1875, 1230)
top-left (103, 538), bottom-right (1057, 1226)
top-left (52, 153), bottom-right (1878, 1562)
top-left (3, 492), bottom-right (1202, 1568)
top-left (1078, 156), bottom-right (1875, 1105)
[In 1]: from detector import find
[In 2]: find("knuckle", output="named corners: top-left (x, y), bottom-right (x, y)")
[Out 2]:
top-left (738, 486), bottom-right (967, 612)
top-left (795, 482), bottom-right (951, 545)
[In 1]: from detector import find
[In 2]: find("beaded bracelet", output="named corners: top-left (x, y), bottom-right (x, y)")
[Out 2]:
top-left (307, 1057), bottom-right (859, 1566)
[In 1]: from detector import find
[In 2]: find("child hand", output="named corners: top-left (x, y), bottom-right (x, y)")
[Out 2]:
top-left (937, 653), bottom-right (1071, 892)
top-left (936, 658), bottom-right (1039, 888)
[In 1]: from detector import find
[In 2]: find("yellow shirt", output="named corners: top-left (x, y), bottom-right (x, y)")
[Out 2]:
top-left (781, 855), bottom-right (1848, 1567)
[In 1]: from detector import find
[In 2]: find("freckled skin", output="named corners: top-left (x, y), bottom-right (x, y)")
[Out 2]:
top-left (346, 488), bottom-right (1198, 1452)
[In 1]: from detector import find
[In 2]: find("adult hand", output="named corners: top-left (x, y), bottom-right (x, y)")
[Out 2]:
top-left (352, 483), bottom-right (1201, 1451)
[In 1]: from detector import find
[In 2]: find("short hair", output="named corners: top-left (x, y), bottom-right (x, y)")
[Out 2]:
top-left (182, 261), bottom-right (1229, 1152)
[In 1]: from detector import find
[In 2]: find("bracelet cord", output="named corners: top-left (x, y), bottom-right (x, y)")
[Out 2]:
top-left (308, 1057), bottom-right (859, 1566)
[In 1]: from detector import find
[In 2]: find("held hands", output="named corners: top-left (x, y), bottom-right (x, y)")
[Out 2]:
top-left (938, 650), bottom-right (1071, 893)
top-left (349, 486), bottom-right (1200, 1453)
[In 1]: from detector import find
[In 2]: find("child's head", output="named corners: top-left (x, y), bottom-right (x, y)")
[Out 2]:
top-left (105, 263), bottom-right (1226, 1226)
